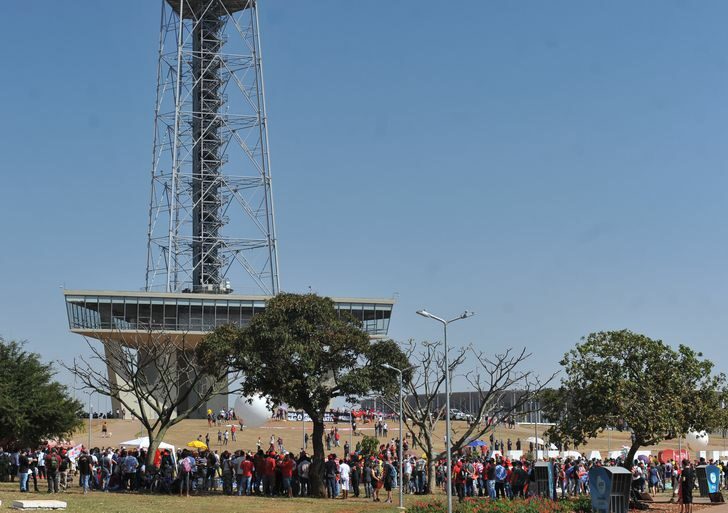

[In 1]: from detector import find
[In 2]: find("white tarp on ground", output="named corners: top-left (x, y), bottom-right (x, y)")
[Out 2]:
top-left (119, 437), bottom-right (175, 452)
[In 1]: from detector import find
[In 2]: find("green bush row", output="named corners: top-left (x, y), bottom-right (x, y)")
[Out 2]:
top-left (408, 496), bottom-right (593, 513)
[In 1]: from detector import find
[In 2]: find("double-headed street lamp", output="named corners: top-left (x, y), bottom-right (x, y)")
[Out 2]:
top-left (416, 309), bottom-right (474, 513)
top-left (381, 363), bottom-right (416, 510)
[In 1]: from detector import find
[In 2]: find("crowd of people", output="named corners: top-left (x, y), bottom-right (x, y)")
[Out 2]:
top-left (440, 452), bottom-right (712, 508)
top-left (0, 440), bottom-right (402, 501)
top-left (0, 437), bottom-right (722, 509)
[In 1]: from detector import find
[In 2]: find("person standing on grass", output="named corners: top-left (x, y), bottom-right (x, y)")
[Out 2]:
top-left (27, 450), bottom-right (39, 493)
top-left (18, 450), bottom-right (30, 493)
top-left (58, 452), bottom-right (71, 492)
top-left (680, 459), bottom-right (695, 513)
top-left (178, 450), bottom-right (195, 497)
top-left (372, 459), bottom-right (384, 502)
top-left (263, 451), bottom-right (277, 496)
top-left (77, 450), bottom-right (93, 495)
top-left (122, 451), bottom-right (139, 492)
top-left (297, 454), bottom-right (311, 497)
top-left (362, 459), bottom-right (373, 498)
top-left (99, 450), bottom-right (113, 492)
top-left (232, 450), bottom-right (244, 495)
top-left (351, 457), bottom-right (361, 498)
top-left (384, 456), bottom-right (398, 504)
top-left (279, 453), bottom-right (295, 498)
top-left (324, 454), bottom-right (339, 499)
top-left (37, 448), bottom-right (46, 480)
top-left (221, 451), bottom-right (234, 495)
top-left (240, 454), bottom-right (254, 496)
top-left (339, 457), bottom-right (351, 499)
top-left (45, 448), bottom-right (62, 494)
top-left (231, 425), bottom-right (237, 442)
top-left (495, 458), bottom-right (507, 499)
top-left (223, 430), bottom-right (229, 446)
top-left (511, 460), bottom-right (528, 498)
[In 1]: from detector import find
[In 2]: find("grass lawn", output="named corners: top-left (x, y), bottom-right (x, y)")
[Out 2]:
top-left (0, 482), bottom-right (410, 513)
top-left (74, 418), bottom-right (728, 458)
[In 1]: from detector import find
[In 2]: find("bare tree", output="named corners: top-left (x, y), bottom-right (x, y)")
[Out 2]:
top-left (62, 330), bottom-right (236, 467)
top-left (384, 340), bottom-right (555, 494)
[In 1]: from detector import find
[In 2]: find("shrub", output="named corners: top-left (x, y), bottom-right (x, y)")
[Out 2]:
top-left (408, 497), bottom-right (592, 513)
top-left (359, 435), bottom-right (380, 456)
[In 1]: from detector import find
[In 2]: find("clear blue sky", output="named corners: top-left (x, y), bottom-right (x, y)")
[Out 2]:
top-left (2, 1), bottom-right (728, 409)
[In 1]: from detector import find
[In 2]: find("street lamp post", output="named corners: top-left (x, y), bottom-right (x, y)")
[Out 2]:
top-left (417, 309), bottom-right (474, 513)
top-left (381, 363), bottom-right (415, 510)
top-left (349, 403), bottom-right (354, 455)
top-left (85, 391), bottom-right (93, 451)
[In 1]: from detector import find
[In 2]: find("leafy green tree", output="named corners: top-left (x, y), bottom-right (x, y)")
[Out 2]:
top-left (0, 338), bottom-right (83, 447)
top-left (202, 293), bottom-right (410, 497)
top-left (543, 330), bottom-right (725, 466)
top-left (359, 435), bottom-right (380, 457)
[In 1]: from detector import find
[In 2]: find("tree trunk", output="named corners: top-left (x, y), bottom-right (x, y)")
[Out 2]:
top-left (623, 441), bottom-right (641, 470)
top-left (146, 427), bottom-right (168, 468)
top-left (308, 416), bottom-right (326, 498)
top-left (426, 458), bottom-right (436, 495)
top-left (424, 436), bottom-right (435, 494)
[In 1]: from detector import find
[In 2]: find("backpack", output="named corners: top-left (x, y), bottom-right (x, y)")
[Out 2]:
top-left (386, 464), bottom-right (397, 485)
top-left (180, 457), bottom-right (192, 473)
top-left (495, 465), bottom-right (507, 481)
top-left (49, 456), bottom-right (59, 472)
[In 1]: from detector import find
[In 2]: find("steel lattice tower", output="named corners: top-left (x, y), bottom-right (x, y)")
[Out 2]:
top-left (146, 0), bottom-right (280, 295)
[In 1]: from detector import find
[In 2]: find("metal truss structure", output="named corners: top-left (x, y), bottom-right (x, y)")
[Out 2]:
top-left (146, 0), bottom-right (280, 295)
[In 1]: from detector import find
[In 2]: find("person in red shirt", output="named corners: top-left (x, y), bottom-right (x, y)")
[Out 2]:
top-left (240, 455), bottom-right (254, 496)
top-left (278, 454), bottom-right (296, 497)
top-left (453, 459), bottom-right (466, 502)
top-left (263, 452), bottom-right (277, 496)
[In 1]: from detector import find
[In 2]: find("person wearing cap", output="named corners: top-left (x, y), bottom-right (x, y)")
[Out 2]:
top-left (324, 453), bottom-right (339, 499)
top-left (279, 453), bottom-right (295, 498)
top-left (263, 451), bottom-right (276, 496)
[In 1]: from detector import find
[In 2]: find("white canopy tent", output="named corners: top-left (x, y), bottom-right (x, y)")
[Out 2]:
top-left (119, 437), bottom-right (177, 465)
top-left (119, 436), bottom-right (175, 452)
